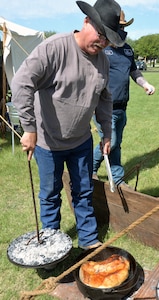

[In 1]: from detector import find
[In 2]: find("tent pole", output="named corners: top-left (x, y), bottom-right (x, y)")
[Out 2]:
top-left (1, 22), bottom-right (7, 135)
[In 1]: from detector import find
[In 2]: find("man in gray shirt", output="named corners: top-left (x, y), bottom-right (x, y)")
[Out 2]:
top-left (11, 0), bottom-right (124, 250)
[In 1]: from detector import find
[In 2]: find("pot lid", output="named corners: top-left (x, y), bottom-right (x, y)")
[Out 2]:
top-left (7, 228), bottom-right (72, 268)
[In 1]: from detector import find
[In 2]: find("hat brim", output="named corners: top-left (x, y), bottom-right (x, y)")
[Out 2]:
top-left (120, 18), bottom-right (134, 27)
top-left (76, 1), bottom-right (124, 47)
top-left (103, 25), bottom-right (124, 47)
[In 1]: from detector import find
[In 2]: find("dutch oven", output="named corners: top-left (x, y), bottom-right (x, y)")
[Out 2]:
top-left (7, 228), bottom-right (73, 269)
top-left (73, 246), bottom-right (140, 300)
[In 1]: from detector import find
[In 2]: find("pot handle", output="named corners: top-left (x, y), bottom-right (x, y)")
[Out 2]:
top-left (102, 278), bottom-right (138, 294)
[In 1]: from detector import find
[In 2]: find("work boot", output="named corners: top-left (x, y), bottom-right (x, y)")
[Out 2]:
top-left (79, 241), bottom-right (102, 250)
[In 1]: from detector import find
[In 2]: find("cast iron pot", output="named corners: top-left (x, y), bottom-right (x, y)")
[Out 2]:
top-left (74, 246), bottom-right (139, 300)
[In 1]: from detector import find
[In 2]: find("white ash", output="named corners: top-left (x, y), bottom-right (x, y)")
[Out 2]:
top-left (7, 228), bottom-right (72, 268)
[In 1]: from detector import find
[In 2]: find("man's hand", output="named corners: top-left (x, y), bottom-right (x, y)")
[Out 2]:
top-left (143, 82), bottom-right (155, 95)
top-left (20, 132), bottom-right (37, 160)
top-left (100, 137), bottom-right (111, 155)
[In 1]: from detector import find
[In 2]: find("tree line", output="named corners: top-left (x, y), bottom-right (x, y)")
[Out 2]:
top-left (127, 34), bottom-right (159, 63)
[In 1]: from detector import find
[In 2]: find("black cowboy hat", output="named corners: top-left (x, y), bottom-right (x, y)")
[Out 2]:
top-left (76, 0), bottom-right (124, 47)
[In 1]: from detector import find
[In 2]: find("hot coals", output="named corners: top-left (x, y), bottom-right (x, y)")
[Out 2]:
top-left (7, 228), bottom-right (72, 268)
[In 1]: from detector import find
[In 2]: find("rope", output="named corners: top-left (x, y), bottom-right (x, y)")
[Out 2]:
top-left (20, 201), bottom-right (159, 299)
top-left (0, 114), bottom-right (21, 139)
top-left (2, 26), bottom-right (30, 56)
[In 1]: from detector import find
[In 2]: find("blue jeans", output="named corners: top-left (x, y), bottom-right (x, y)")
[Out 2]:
top-left (93, 110), bottom-right (127, 184)
top-left (34, 137), bottom-right (99, 248)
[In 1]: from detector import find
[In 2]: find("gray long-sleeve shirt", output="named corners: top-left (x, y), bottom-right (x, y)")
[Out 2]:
top-left (11, 32), bottom-right (112, 150)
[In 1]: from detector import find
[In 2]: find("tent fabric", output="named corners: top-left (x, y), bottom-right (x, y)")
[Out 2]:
top-left (0, 17), bottom-right (44, 86)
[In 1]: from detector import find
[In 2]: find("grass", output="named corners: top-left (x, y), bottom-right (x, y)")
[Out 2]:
top-left (0, 71), bottom-right (159, 299)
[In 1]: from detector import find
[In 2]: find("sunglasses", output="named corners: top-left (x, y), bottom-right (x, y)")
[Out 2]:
top-left (90, 19), bottom-right (109, 42)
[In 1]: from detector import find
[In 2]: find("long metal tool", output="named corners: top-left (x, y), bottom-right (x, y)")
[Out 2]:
top-left (104, 154), bottom-right (115, 193)
top-left (27, 157), bottom-right (42, 243)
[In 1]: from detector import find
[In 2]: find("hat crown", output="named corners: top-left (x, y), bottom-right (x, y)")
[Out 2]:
top-left (94, 0), bottom-right (120, 32)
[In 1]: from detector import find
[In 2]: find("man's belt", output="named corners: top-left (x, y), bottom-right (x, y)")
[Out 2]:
top-left (113, 101), bottom-right (127, 111)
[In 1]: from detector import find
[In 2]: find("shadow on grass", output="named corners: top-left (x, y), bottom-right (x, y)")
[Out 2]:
top-left (123, 148), bottom-right (159, 177)
top-left (36, 245), bottom-right (82, 280)
top-left (123, 147), bottom-right (159, 196)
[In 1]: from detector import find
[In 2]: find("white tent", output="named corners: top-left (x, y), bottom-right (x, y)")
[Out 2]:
top-left (0, 17), bottom-right (44, 87)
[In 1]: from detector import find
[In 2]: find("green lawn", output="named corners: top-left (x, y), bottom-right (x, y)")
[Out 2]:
top-left (0, 71), bottom-right (159, 299)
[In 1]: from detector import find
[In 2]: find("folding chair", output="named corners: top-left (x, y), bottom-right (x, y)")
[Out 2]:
top-left (6, 102), bottom-right (21, 154)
